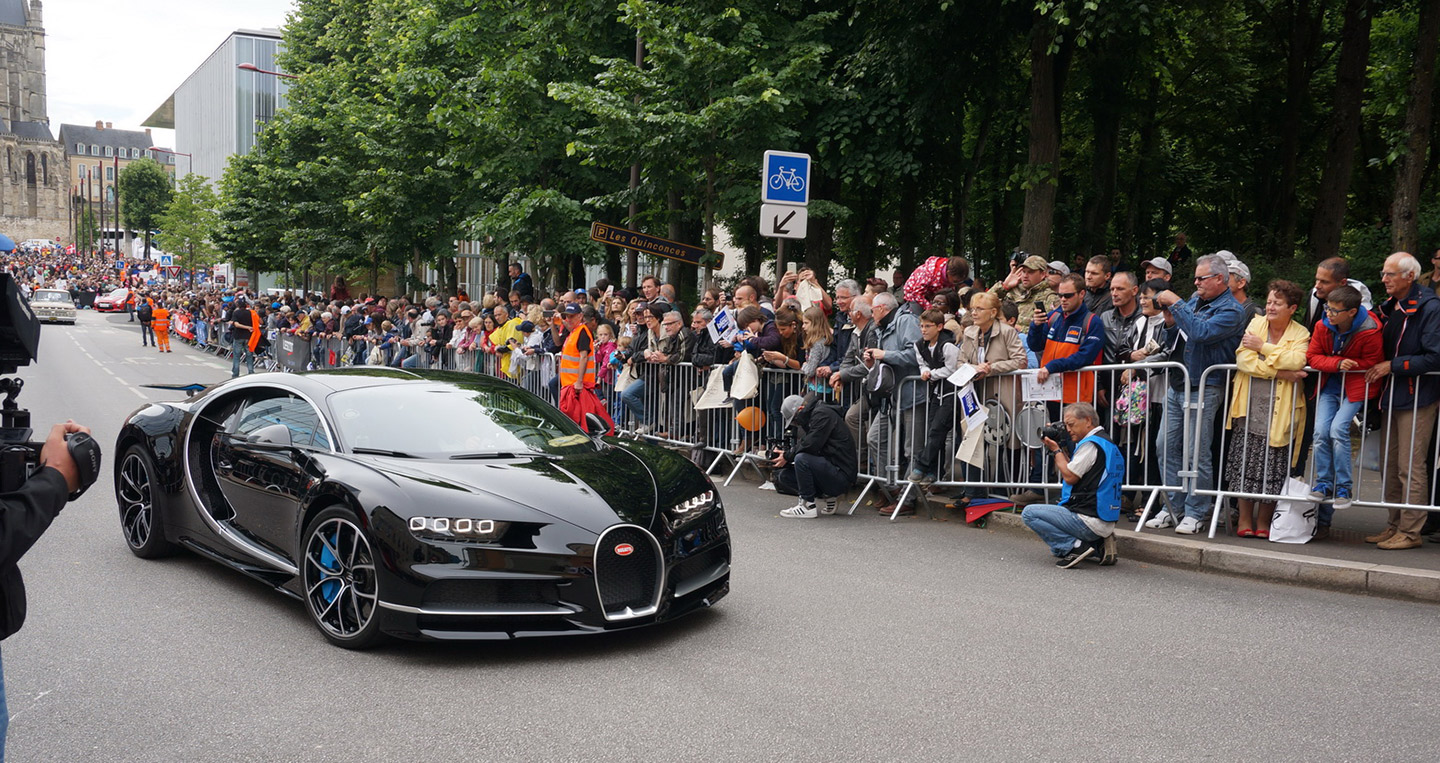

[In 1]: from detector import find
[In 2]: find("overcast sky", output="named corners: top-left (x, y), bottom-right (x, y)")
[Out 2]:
top-left (45, 0), bottom-right (297, 145)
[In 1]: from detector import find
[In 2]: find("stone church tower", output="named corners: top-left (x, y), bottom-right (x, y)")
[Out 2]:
top-left (0, 0), bottom-right (66, 241)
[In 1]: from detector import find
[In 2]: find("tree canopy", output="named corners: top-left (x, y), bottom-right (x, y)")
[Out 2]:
top-left (213, 0), bottom-right (1440, 295)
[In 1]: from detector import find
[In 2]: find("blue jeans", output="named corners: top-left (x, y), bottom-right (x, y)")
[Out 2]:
top-left (1022, 503), bottom-right (1100, 557)
top-left (1312, 388), bottom-right (1363, 527)
top-left (1161, 384), bottom-right (1222, 521)
top-left (621, 378), bottom-right (646, 427)
top-left (231, 334), bottom-right (254, 377)
top-left (140, 321), bottom-right (154, 345)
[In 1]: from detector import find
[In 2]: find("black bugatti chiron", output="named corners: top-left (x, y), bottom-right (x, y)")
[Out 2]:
top-left (113, 368), bottom-right (730, 648)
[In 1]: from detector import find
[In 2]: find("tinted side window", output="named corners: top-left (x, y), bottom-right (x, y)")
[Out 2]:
top-left (234, 394), bottom-right (330, 449)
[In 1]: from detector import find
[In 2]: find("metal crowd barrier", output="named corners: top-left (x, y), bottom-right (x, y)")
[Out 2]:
top-left (867, 362), bottom-right (1192, 521)
top-left (1189, 364), bottom-right (1440, 539)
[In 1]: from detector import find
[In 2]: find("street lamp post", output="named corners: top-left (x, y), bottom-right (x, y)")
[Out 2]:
top-left (236, 62), bottom-right (299, 80)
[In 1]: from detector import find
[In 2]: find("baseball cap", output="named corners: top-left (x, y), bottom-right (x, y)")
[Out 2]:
top-left (1047, 261), bottom-right (1069, 276)
top-left (1021, 255), bottom-right (1049, 271)
top-left (574, 288), bottom-right (586, 296)
top-left (1143, 257), bottom-right (1173, 275)
top-left (340, 305), bottom-right (351, 314)
top-left (562, 302), bottom-right (582, 315)
top-left (780, 395), bottom-right (804, 429)
top-left (518, 320), bottom-right (536, 332)
top-left (1228, 260), bottom-right (1250, 281)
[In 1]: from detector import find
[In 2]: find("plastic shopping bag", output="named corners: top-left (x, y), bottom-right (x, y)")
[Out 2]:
top-left (1269, 476), bottom-right (1318, 544)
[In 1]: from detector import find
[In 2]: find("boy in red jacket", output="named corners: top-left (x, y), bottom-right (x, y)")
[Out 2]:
top-left (1305, 285), bottom-right (1383, 530)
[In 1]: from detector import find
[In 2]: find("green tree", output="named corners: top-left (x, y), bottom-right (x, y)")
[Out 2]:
top-left (157, 173), bottom-right (222, 282)
top-left (117, 158), bottom-right (174, 259)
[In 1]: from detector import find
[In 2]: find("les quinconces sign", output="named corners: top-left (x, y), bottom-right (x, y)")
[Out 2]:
top-left (589, 222), bottom-right (723, 269)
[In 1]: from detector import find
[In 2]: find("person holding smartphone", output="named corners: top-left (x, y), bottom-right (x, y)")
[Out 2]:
top-left (988, 254), bottom-right (1059, 337)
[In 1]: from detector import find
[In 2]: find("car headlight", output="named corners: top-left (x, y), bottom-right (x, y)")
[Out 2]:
top-left (665, 489), bottom-right (719, 530)
top-left (408, 516), bottom-right (509, 543)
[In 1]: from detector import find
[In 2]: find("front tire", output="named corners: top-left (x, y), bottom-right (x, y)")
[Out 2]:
top-left (117, 445), bottom-right (179, 558)
top-left (301, 506), bottom-right (386, 649)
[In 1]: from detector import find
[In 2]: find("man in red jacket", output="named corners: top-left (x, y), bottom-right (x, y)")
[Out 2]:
top-left (1305, 284), bottom-right (1383, 537)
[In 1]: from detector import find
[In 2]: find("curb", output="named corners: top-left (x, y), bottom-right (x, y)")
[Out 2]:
top-left (979, 509), bottom-right (1440, 604)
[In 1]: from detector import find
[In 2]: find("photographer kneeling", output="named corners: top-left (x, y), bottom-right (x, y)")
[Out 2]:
top-left (0, 419), bottom-right (95, 755)
top-left (1020, 403), bottom-right (1122, 568)
top-left (773, 394), bottom-right (857, 519)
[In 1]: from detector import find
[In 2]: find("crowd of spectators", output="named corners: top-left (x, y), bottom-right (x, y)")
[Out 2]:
top-left (13, 243), bottom-right (1440, 551)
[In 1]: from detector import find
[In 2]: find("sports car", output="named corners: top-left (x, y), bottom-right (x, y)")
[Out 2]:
top-left (113, 368), bottom-right (730, 648)
top-left (94, 287), bottom-right (130, 312)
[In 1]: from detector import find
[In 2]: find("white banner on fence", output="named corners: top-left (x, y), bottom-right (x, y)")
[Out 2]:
top-left (1021, 370), bottom-right (1063, 401)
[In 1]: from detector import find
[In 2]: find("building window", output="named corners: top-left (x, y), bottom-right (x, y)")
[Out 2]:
top-left (106, 167), bottom-right (114, 181)
top-left (117, 148), bottom-right (126, 159)
top-left (104, 146), bottom-right (113, 157)
top-left (75, 143), bottom-right (83, 154)
top-left (90, 144), bottom-right (99, 156)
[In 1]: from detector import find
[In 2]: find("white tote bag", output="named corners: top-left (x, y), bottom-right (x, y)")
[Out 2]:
top-left (1269, 477), bottom-right (1318, 544)
top-left (731, 353), bottom-right (761, 400)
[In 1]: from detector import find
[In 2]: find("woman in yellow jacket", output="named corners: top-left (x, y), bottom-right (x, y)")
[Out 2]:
top-left (487, 304), bottom-right (525, 377)
top-left (1225, 279), bottom-right (1310, 537)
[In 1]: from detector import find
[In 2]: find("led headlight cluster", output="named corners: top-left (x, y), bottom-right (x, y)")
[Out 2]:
top-left (665, 489), bottom-right (719, 530)
top-left (408, 516), bottom-right (508, 542)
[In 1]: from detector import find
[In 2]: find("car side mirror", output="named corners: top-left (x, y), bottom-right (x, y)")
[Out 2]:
top-left (584, 413), bottom-right (609, 437)
top-left (246, 423), bottom-right (293, 448)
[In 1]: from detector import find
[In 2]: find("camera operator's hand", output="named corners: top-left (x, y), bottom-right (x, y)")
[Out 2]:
top-left (1041, 435), bottom-right (1061, 455)
top-left (770, 452), bottom-right (787, 468)
top-left (40, 420), bottom-right (90, 493)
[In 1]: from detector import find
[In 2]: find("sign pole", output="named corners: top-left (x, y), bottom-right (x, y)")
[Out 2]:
top-left (776, 240), bottom-right (785, 288)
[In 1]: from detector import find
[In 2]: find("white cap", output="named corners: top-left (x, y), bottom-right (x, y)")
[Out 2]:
top-left (1047, 261), bottom-right (1069, 276)
top-left (1143, 257), bottom-right (1173, 275)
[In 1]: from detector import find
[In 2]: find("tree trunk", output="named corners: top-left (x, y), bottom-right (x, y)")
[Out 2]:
top-left (957, 98), bottom-right (996, 258)
top-left (1080, 49), bottom-right (1126, 257)
top-left (1390, 0), bottom-right (1440, 253)
top-left (1122, 75), bottom-right (1161, 262)
top-left (1273, 0), bottom-right (1323, 260)
top-left (1018, 13), bottom-right (1070, 259)
top-left (1309, 0), bottom-right (1373, 262)
top-left (855, 188), bottom-right (882, 281)
top-left (896, 180), bottom-right (920, 271)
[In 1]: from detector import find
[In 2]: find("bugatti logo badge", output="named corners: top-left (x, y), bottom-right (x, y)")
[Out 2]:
top-left (614, 543), bottom-right (635, 556)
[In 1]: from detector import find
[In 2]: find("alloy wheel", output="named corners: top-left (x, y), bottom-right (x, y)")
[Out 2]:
top-left (118, 452), bottom-right (153, 549)
top-left (303, 516), bottom-right (378, 639)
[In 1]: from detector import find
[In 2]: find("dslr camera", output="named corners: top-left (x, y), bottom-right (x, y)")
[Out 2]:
top-left (1040, 421), bottom-right (1072, 451)
top-left (0, 273), bottom-right (101, 494)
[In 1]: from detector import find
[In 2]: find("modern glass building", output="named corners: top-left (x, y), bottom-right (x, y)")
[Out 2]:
top-left (144, 29), bottom-right (289, 183)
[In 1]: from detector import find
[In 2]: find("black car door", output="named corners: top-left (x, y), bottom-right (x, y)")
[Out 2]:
top-left (215, 393), bottom-right (331, 556)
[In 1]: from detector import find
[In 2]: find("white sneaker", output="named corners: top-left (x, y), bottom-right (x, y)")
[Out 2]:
top-left (780, 501), bottom-right (817, 519)
top-left (820, 497), bottom-right (838, 515)
top-left (1144, 512), bottom-right (1176, 529)
top-left (757, 480), bottom-right (777, 491)
top-left (1175, 517), bottom-right (1203, 535)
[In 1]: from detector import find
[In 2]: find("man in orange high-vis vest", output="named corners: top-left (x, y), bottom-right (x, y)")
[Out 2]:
top-left (152, 303), bottom-right (172, 352)
top-left (558, 303), bottom-right (595, 390)
top-left (1027, 273), bottom-right (1106, 404)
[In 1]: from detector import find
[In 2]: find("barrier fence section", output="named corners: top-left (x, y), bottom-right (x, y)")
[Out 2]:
top-left (870, 361), bottom-right (1192, 521)
top-left (169, 319), bottom-right (1440, 546)
top-left (1191, 364), bottom-right (1440, 539)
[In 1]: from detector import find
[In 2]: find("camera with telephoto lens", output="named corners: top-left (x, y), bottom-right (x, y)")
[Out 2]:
top-left (0, 273), bottom-right (101, 496)
top-left (1010, 249), bottom-right (1030, 265)
top-left (1040, 422), bottom-right (1071, 451)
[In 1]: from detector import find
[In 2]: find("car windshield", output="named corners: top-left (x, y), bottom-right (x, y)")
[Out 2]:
top-left (327, 381), bottom-right (593, 458)
top-left (106, 289), bottom-right (126, 299)
top-left (32, 290), bottom-right (71, 303)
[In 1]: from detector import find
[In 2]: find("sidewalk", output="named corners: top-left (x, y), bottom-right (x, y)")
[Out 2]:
top-left (827, 479), bottom-right (1440, 603)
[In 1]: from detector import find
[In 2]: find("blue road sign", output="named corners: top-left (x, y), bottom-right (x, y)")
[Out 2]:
top-left (762, 150), bottom-right (810, 206)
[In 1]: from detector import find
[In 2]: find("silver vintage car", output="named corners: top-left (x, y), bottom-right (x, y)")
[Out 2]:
top-left (31, 288), bottom-right (76, 324)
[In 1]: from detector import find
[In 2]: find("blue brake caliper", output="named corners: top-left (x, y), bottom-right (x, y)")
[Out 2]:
top-left (320, 530), bottom-right (340, 604)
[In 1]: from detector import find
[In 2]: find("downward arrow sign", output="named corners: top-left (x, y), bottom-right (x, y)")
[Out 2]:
top-left (773, 209), bottom-right (796, 235)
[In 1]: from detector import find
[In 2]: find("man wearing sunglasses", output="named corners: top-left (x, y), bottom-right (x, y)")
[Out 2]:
top-left (1146, 253), bottom-right (1249, 534)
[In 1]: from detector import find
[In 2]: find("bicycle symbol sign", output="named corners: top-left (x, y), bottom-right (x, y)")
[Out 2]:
top-left (761, 150), bottom-right (810, 206)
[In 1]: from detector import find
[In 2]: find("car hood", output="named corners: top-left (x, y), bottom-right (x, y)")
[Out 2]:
top-left (357, 446), bottom-right (659, 534)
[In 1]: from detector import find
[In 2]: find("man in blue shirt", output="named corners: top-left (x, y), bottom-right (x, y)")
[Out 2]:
top-left (1145, 253), bottom-right (1249, 534)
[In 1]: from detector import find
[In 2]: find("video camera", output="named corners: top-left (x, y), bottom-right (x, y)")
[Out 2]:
top-left (0, 273), bottom-right (100, 494)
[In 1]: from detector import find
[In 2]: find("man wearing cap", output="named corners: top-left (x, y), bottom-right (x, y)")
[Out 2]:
top-left (558, 303), bottom-right (594, 393)
top-left (1226, 258), bottom-right (1262, 321)
top-left (1143, 258), bottom-right (1173, 285)
top-left (990, 254), bottom-right (1060, 336)
top-left (1046, 261), bottom-right (1068, 291)
top-left (775, 394), bottom-right (858, 519)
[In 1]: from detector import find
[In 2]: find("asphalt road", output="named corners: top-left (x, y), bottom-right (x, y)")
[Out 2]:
top-left (6, 309), bottom-right (1440, 761)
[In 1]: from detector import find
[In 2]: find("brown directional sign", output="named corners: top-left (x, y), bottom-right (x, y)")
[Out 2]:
top-left (589, 222), bottom-right (723, 269)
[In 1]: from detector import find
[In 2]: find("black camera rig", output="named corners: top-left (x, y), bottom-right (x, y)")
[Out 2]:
top-left (0, 273), bottom-right (100, 494)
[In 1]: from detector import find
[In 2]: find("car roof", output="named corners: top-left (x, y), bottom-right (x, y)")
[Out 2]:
top-left (285, 368), bottom-right (520, 395)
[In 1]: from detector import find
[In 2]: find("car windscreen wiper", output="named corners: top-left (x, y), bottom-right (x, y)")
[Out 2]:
top-left (448, 451), bottom-right (553, 460)
top-left (351, 447), bottom-right (422, 458)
